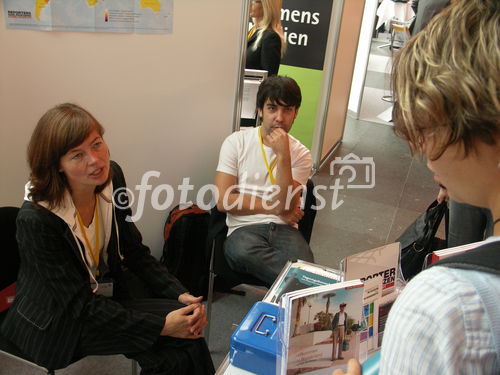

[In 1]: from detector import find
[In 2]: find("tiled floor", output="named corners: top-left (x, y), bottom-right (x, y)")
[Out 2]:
top-left (309, 38), bottom-right (439, 270)
top-left (310, 118), bottom-right (438, 271)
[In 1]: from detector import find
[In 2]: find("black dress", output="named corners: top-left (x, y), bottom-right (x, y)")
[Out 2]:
top-left (242, 28), bottom-right (282, 127)
top-left (246, 28), bottom-right (282, 76)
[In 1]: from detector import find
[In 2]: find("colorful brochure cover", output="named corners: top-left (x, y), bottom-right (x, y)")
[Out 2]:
top-left (341, 242), bottom-right (400, 296)
top-left (360, 278), bottom-right (382, 354)
top-left (341, 243), bottom-right (402, 350)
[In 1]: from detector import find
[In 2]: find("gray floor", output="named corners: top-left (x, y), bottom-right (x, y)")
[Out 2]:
top-left (0, 40), bottom-right (440, 374)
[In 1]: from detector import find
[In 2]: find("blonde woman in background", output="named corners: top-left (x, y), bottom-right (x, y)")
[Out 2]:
top-left (246, 0), bottom-right (286, 76)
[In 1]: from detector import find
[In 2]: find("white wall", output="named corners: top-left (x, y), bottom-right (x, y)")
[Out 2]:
top-left (348, 0), bottom-right (378, 116)
top-left (0, 0), bottom-right (244, 258)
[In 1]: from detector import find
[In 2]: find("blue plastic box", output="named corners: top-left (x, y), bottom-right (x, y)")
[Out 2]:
top-left (230, 302), bottom-right (280, 375)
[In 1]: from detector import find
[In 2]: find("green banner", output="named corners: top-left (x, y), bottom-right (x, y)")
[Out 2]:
top-left (278, 65), bottom-right (323, 150)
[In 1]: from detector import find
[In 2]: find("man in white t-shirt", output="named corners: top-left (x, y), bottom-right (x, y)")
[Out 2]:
top-left (215, 76), bottom-right (314, 286)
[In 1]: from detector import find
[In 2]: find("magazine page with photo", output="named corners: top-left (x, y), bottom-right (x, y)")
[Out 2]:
top-left (278, 280), bottom-right (368, 375)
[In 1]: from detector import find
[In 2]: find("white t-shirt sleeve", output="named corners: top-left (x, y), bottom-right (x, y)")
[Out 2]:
top-left (216, 134), bottom-right (239, 177)
top-left (291, 143), bottom-right (312, 185)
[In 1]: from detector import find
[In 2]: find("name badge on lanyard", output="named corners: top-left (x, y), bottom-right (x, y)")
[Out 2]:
top-left (91, 278), bottom-right (114, 297)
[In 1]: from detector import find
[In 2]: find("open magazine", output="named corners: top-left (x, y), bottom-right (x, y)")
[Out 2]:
top-left (229, 256), bottom-right (393, 374)
top-left (277, 280), bottom-right (368, 375)
top-left (229, 260), bottom-right (344, 375)
top-left (263, 260), bottom-right (343, 304)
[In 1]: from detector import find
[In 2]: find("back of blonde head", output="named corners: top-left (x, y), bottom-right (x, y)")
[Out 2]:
top-left (392, 0), bottom-right (499, 159)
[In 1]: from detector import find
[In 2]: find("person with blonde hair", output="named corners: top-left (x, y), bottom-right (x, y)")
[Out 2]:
top-left (334, 0), bottom-right (499, 374)
top-left (246, 0), bottom-right (286, 76)
top-left (1, 103), bottom-right (214, 374)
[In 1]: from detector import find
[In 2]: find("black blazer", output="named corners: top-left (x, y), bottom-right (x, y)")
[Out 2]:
top-left (246, 28), bottom-right (282, 76)
top-left (1, 161), bottom-right (187, 369)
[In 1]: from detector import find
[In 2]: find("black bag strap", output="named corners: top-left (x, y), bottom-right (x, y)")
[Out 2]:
top-left (430, 240), bottom-right (500, 275)
top-left (444, 203), bottom-right (449, 246)
top-left (416, 200), bottom-right (448, 250)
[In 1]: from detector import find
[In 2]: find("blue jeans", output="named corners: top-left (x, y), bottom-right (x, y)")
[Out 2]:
top-left (448, 200), bottom-right (493, 247)
top-left (224, 223), bottom-right (314, 286)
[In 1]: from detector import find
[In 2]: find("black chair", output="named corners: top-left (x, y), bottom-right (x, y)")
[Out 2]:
top-left (0, 206), bottom-right (139, 375)
top-left (0, 206), bottom-right (54, 373)
top-left (298, 179), bottom-right (317, 244)
top-left (205, 179), bottom-right (317, 342)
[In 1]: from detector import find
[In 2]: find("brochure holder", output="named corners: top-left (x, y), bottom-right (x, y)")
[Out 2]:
top-left (241, 69), bottom-right (268, 127)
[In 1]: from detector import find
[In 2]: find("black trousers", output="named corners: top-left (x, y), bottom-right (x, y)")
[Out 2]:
top-left (74, 272), bottom-right (215, 375)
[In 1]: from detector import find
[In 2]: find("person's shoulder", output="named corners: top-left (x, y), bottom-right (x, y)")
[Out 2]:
top-left (110, 160), bottom-right (125, 185)
top-left (288, 133), bottom-right (309, 149)
top-left (400, 267), bottom-right (499, 362)
top-left (17, 200), bottom-right (61, 229)
top-left (262, 28), bottom-right (280, 40)
top-left (416, 262), bottom-right (499, 285)
top-left (288, 134), bottom-right (311, 157)
top-left (219, 130), bottom-right (256, 162)
top-left (18, 200), bottom-right (47, 218)
top-left (110, 160), bottom-right (122, 174)
top-left (385, 267), bottom-right (473, 344)
top-left (396, 266), bottom-right (491, 318)
top-left (225, 128), bottom-right (258, 144)
top-left (428, 265), bottom-right (500, 297)
top-left (404, 265), bottom-right (473, 294)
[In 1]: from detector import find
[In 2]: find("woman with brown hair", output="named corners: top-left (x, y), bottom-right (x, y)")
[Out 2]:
top-left (1, 103), bottom-right (215, 374)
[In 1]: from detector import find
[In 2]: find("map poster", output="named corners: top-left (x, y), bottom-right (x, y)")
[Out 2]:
top-left (3, 0), bottom-right (173, 34)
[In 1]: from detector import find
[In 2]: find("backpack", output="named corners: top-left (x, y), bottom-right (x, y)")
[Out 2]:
top-left (431, 240), bottom-right (499, 275)
top-left (160, 204), bottom-right (211, 298)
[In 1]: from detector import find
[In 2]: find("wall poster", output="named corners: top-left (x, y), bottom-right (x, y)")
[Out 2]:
top-left (3, 0), bottom-right (173, 34)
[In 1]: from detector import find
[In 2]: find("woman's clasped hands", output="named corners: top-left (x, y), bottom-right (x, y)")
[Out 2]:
top-left (161, 293), bottom-right (208, 339)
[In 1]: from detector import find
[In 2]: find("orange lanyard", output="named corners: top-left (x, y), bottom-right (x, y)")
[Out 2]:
top-left (76, 196), bottom-right (100, 273)
top-left (258, 127), bottom-right (278, 184)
